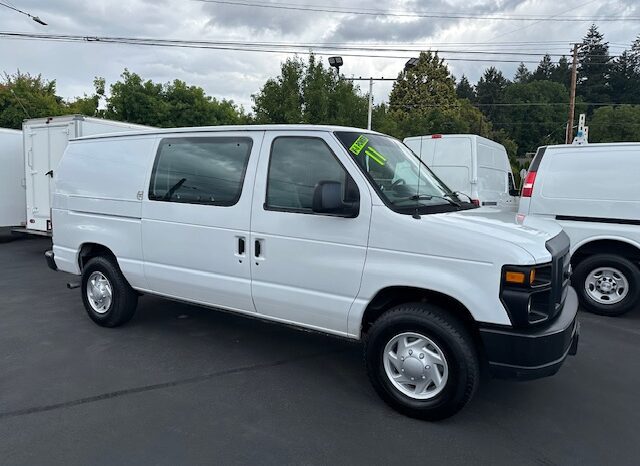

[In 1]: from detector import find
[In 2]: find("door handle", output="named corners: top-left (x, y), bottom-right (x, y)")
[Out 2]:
top-left (238, 237), bottom-right (245, 255)
top-left (254, 239), bottom-right (262, 258)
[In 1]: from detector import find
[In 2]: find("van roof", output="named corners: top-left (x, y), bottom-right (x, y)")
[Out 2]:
top-left (544, 142), bottom-right (640, 150)
top-left (22, 114), bottom-right (151, 130)
top-left (71, 124), bottom-right (382, 142)
top-left (404, 134), bottom-right (506, 149)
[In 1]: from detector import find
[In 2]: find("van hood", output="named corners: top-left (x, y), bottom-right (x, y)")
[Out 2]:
top-left (429, 207), bottom-right (562, 263)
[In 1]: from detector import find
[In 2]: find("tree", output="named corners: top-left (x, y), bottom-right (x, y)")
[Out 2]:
top-left (532, 54), bottom-right (555, 81)
top-left (497, 80), bottom-right (570, 155)
top-left (590, 105), bottom-right (640, 142)
top-left (385, 51), bottom-right (498, 141)
top-left (455, 75), bottom-right (476, 101)
top-left (577, 24), bottom-right (612, 106)
top-left (65, 77), bottom-right (106, 117)
top-left (550, 56), bottom-right (571, 87)
top-left (476, 66), bottom-right (509, 122)
top-left (252, 55), bottom-right (368, 127)
top-left (514, 63), bottom-right (531, 84)
top-left (0, 71), bottom-right (64, 129)
top-left (105, 70), bottom-right (244, 127)
top-left (252, 58), bottom-right (304, 124)
top-left (610, 51), bottom-right (640, 104)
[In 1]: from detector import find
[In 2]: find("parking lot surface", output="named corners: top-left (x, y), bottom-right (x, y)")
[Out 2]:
top-left (1, 238), bottom-right (639, 465)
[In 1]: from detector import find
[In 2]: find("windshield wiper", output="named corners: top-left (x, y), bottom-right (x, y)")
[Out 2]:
top-left (163, 178), bottom-right (187, 201)
top-left (393, 194), bottom-right (461, 208)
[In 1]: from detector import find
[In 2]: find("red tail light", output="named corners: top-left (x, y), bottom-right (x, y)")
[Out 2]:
top-left (522, 171), bottom-right (537, 197)
top-left (431, 134), bottom-right (443, 139)
top-left (471, 199), bottom-right (480, 207)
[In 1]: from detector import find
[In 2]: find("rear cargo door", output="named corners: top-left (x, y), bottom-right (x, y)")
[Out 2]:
top-left (26, 122), bottom-right (74, 231)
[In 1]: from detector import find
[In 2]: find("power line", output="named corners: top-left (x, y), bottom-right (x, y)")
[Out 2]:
top-left (192, 0), bottom-right (640, 22)
top-left (384, 102), bottom-right (638, 108)
top-left (0, 32), bottom-right (623, 64)
top-left (489, 0), bottom-right (600, 42)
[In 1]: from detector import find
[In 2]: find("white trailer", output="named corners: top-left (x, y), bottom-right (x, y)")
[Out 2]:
top-left (21, 115), bottom-right (151, 235)
top-left (0, 128), bottom-right (25, 234)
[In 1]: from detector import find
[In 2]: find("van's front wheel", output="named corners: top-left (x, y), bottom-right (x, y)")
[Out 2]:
top-left (81, 256), bottom-right (138, 327)
top-left (364, 303), bottom-right (479, 420)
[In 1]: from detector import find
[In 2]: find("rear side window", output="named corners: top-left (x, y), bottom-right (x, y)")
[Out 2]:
top-left (266, 137), bottom-right (354, 212)
top-left (149, 137), bottom-right (252, 206)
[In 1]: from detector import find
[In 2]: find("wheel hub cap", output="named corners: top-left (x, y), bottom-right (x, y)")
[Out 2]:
top-left (87, 271), bottom-right (113, 314)
top-left (383, 332), bottom-right (449, 400)
top-left (585, 267), bottom-right (629, 305)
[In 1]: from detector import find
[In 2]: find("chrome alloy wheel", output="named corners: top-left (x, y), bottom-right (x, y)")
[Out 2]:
top-left (585, 267), bottom-right (629, 305)
top-left (383, 332), bottom-right (449, 400)
top-left (86, 271), bottom-right (113, 314)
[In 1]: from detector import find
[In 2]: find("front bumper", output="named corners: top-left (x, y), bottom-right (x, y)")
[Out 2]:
top-left (479, 286), bottom-right (579, 380)
top-left (45, 250), bottom-right (57, 271)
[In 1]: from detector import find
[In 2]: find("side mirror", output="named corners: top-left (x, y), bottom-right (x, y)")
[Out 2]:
top-left (509, 188), bottom-right (521, 197)
top-left (312, 181), bottom-right (358, 217)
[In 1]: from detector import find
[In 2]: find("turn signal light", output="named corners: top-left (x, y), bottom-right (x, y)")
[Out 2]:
top-left (505, 271), bottom-right (526, 284)
top-left (530, 269), bottom-right (536, 284)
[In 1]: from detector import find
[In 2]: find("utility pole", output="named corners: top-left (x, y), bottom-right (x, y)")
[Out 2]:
top-left (566, 43), bottom-right (579, 144)
top-left (367, 78), bottom-right (373, 130)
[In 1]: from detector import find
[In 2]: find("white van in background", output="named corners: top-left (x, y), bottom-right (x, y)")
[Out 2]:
top-left (46, 125), bottom-right (579, 420)
top-left (21, 115), bottom-right (151, 235)
top-left (403, 134), bottom-right (518, 210)
top-left (519, 143), bottom-right (640, 316)
top-left (0, 128), bottom-right (25, 237)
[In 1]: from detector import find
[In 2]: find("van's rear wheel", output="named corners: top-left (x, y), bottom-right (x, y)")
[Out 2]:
top-left (573, 254), bottom-right (640, 316)
top-left (364, 303), bottom-right (479, 420)
top-left (81, 256), bottom-right (138, 327)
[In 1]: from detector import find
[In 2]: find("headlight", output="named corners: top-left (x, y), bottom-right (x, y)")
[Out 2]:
top-left (501, 263), bottom-right (553, 327)
top-left (502, 264), bottom-right (551, 288)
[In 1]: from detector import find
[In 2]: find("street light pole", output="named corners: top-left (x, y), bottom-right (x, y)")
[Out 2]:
top-left (331, 56), bottom-right (419, 131)
top-left (367, 78), bottom-right (373, 130)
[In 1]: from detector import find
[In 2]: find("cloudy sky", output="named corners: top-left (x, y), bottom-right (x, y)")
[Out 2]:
top-left (0, 0), bottom-right (638, 112)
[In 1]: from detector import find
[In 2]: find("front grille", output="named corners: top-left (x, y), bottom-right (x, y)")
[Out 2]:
top-left (545, 232), bottom-right (571, 321)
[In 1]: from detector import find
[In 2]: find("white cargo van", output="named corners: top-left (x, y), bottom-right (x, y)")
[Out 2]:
top-left (0, 128), bottom-right (25, 235)
top-left (22, 115), bottom-right (151, 235)
top-left (519, 143), bottom-right (640, 316)
top-left (46, 125), bottom-right (579, 420)
top-left (403, 134), bottom-right (518, 210)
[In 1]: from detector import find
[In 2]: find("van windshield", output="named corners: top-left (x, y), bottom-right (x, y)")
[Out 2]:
top-left (335, 132), bottom-right (475, 214)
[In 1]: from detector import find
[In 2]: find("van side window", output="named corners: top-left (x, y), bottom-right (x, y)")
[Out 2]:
top-left (266, 137), bottom-right (357, 213)
top-left (149, 137), bottom-right (252, 206)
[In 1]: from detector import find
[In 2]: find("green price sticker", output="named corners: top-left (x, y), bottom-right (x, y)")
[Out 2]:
top-left (349, 135), bottom-right (369, 155)
top-left (365, 146), bottom-right (387, 166)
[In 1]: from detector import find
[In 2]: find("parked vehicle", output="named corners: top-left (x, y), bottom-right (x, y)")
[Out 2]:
top-left (46, 125), bottom-right (579, 420)
top-left (0, 128), bottom-right (25, 237)
top-left (403, 134), bottom-right (518, 210)
top-left (519, 143), bottom-right (640, 316)
top-left (21, 115), bottom-right (151, 235)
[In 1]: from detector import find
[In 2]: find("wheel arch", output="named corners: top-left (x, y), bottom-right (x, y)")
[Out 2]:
top-left (78, 242), bottom-right (118, 271)
top-left (360, 286), bottom-right (482, 346)
top-left (571, 237), bottom-right (640, 267)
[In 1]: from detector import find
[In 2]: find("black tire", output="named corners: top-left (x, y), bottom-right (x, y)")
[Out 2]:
top-left (81, 256), bottom-right (138, 327)
top-left (573, 254), bottom-right (640, 317)
top-left (364, 303), bottom-right (479, 421)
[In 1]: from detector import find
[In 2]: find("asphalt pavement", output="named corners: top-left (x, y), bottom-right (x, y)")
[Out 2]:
top-left (1, 237), bottom-right (639, 465)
